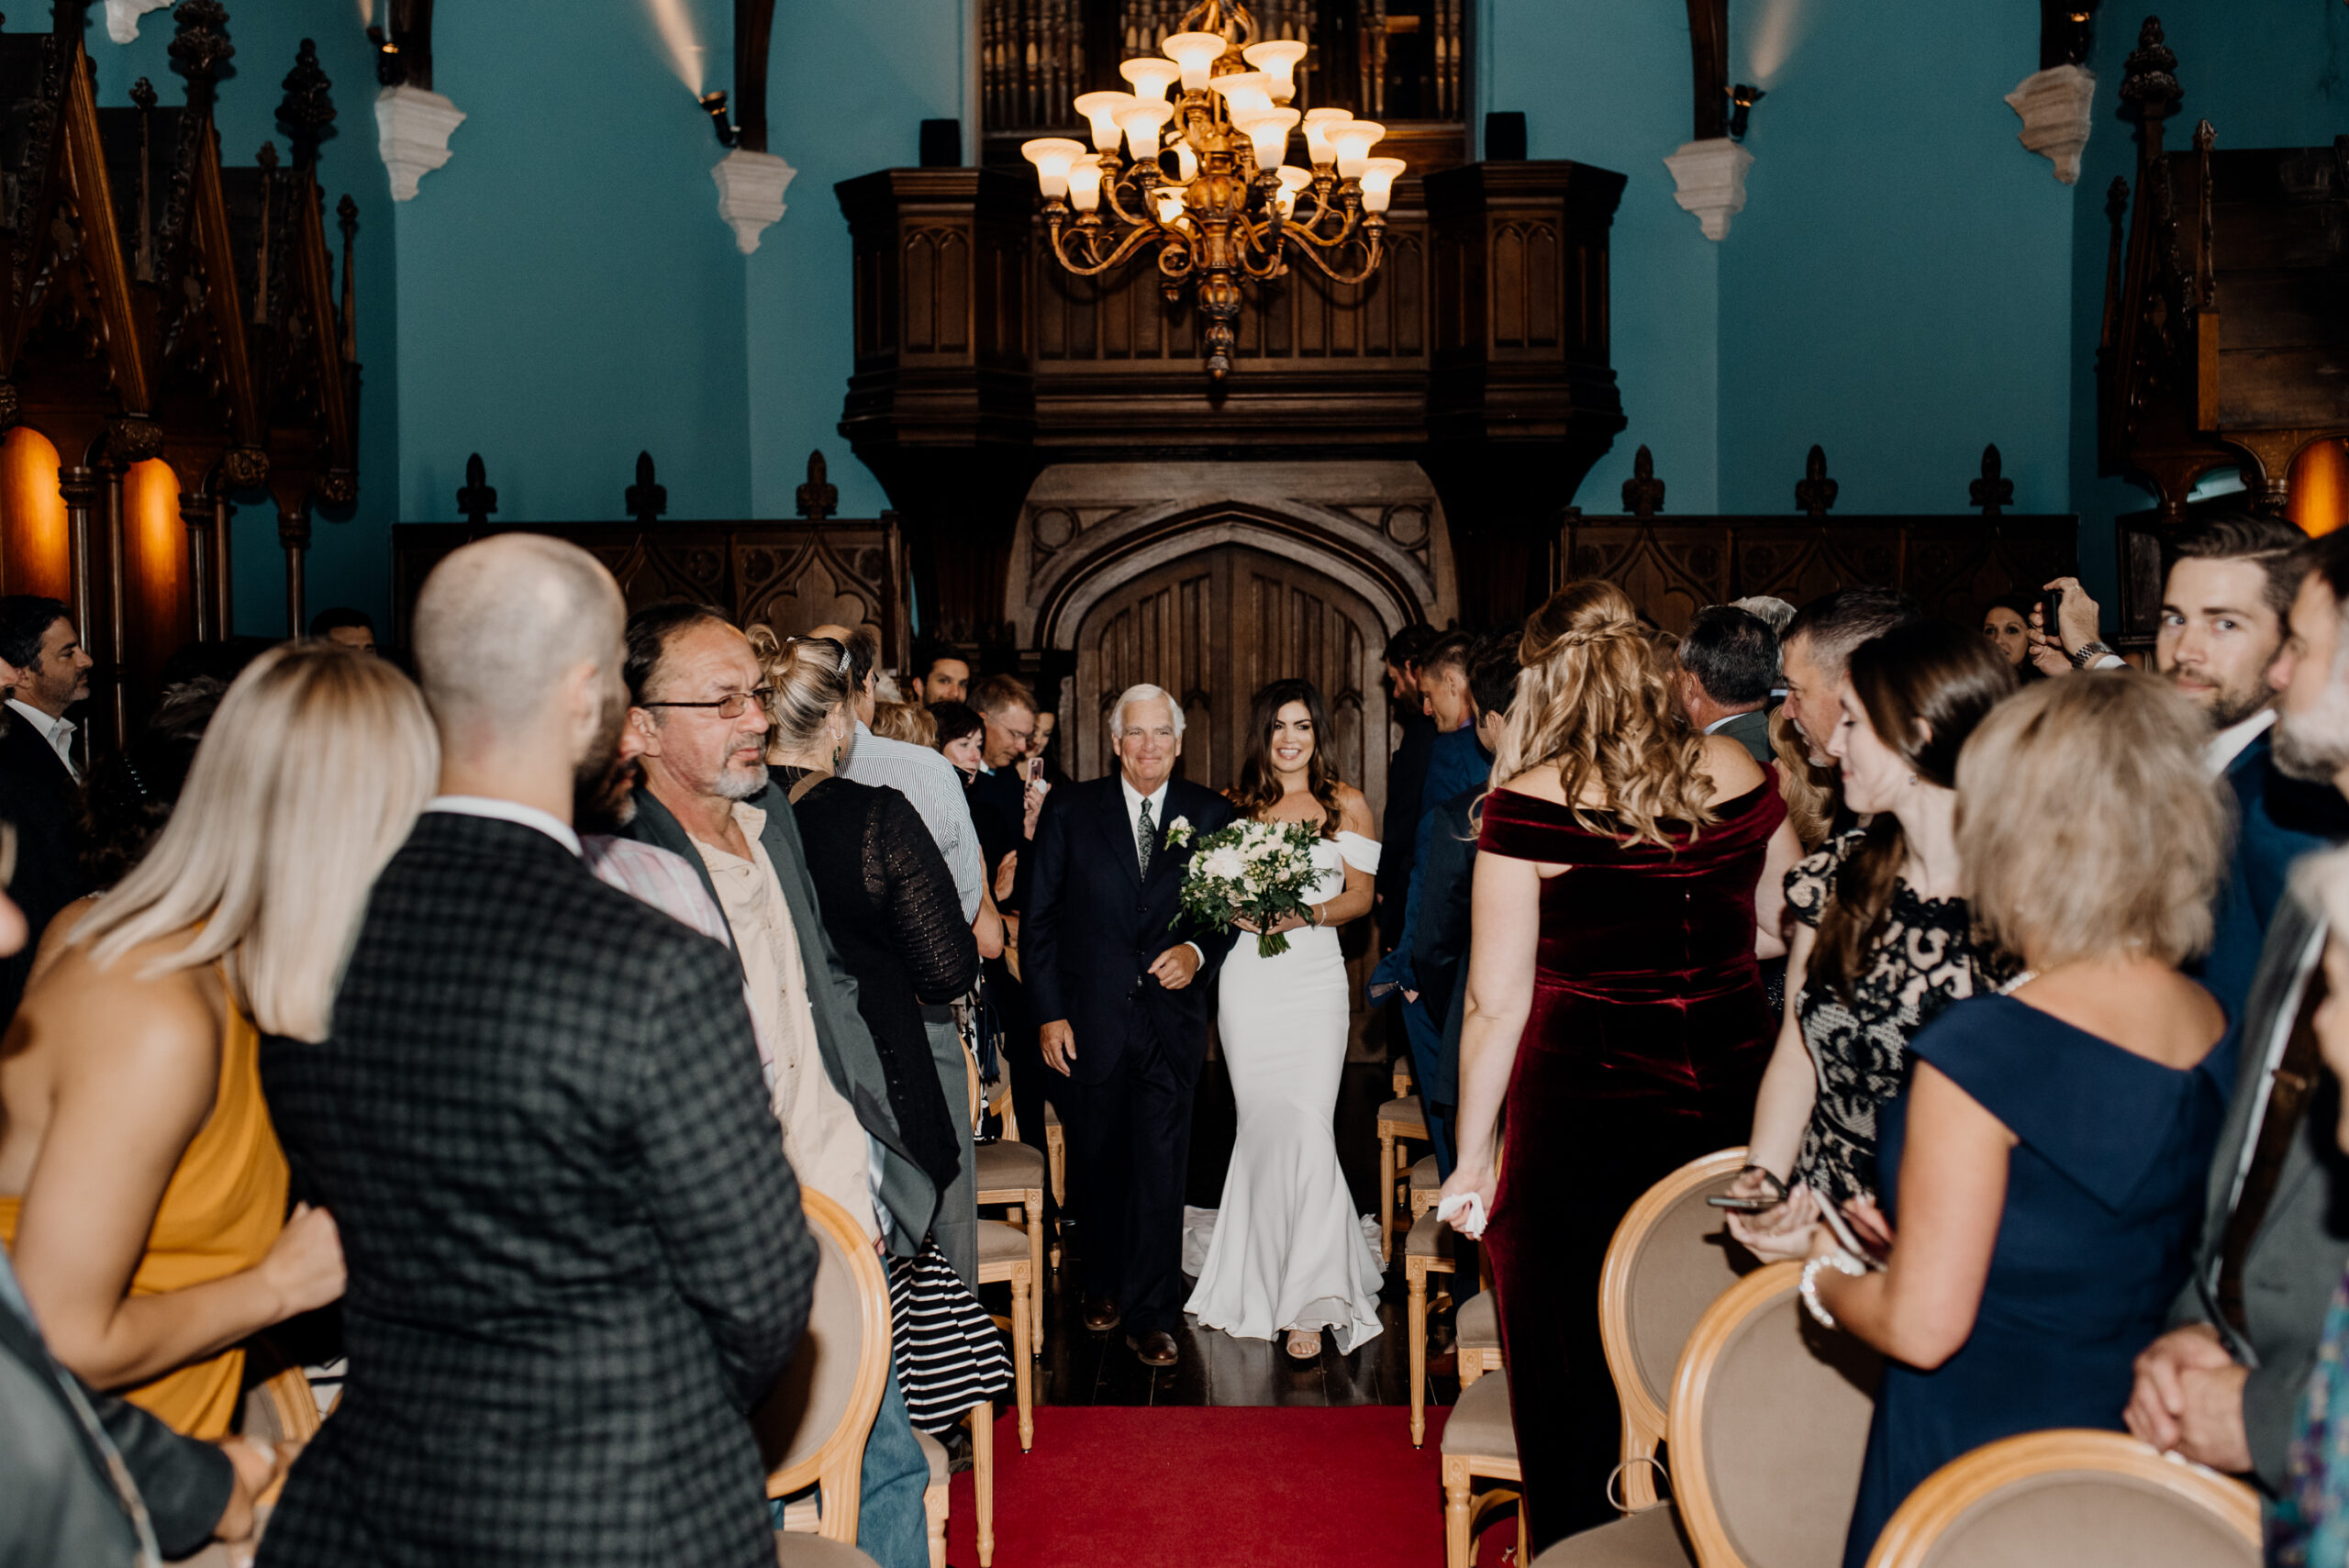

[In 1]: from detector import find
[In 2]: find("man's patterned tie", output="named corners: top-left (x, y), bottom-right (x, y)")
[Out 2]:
top-left (1136, 797), bottom-right (1154, 877)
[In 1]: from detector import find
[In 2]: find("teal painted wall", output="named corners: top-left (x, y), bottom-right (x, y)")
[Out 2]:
top-left (91, 3), bottom-right (398, 639)
top-left (84, 3), bottom-right (2349, 641)
top-left (1717, 0), bottom-right (2075, 523)
top-left (395, 0), bottom-right (751, 530)
top-left (2065, 3), bottom-right (2349, 615)
top-left (1483, 0), bottom-right (1721, 512)
top-left (748, 0), bottom-right (966, 520)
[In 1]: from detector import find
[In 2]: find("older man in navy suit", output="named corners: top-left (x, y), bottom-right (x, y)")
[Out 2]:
top-left (1025, 683), bottom-right (1236, 1368)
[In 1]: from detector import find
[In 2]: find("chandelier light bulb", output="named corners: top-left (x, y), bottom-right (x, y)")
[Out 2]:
top-left (1020, 137), bottom-right (1087, 198)
top-left (1073, 90), bottom-right (1137, 153)
top-left (1302, 107), bottom-right (1353, 168)
top-left (1116, 100), bottom-right (1174, 161)
top-left (1210, 71), bottom-right (1275, 117)
top-left (1119, 57), bottom-right (1182, 102)
top-left (1234, 106), bottom-right (1299, 170)
top-left (1330, 119), bottom-right (1386, 179)
top-left (1172, 139), bottom-right (1199, 183)
top-left (1274, 164), bottom-right (1312, 217)
top-left (1241, 39), bottom-right (1308, 104)
top-left (1359, 155), bottom-right (1407, 213)
top-left (1068, 156), bottom-right (1105, 212)
top-left (1162, 32), bottom-right (1227, 92)
top-left (1152, 186), bottom-right (1187, 226)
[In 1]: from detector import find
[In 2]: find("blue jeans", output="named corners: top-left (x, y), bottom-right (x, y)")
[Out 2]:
top-left (769, 1361), bottom-right (929, 1568)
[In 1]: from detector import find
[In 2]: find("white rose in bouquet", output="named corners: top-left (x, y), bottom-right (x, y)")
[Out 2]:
top-left (1170, 817), bottom-right (1326, 959)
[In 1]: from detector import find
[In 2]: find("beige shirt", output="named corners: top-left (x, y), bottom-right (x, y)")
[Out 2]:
top-left (692, 802), bottom-right (878, 1240)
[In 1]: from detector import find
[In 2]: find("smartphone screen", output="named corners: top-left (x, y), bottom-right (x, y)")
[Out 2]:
top-left (2041, 585), bottom-right (2065, 639)
top-left (1025, 758), bottom-right (1044, 785)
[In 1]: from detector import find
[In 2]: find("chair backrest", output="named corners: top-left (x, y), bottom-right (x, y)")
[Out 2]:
top-left (754, 1188), bottom-right (893, 1542)
top-left (1864, 1429), bottom-right (2261, 1568)
top-left (1598, 1146), bottom-right (1755, 1452)
top-left (1670, 1262), bottom-right (1881, 1568)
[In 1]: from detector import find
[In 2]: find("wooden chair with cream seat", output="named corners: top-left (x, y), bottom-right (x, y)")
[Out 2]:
top-left (1375, 1092), bottom-right (1431, 1265)
top-left (1440, 1364), bottom-right (1522, 1568)
top-left (1405, 1207), bottom-right (1458, 1447)
top-left (1409, 1151), bottom-right (1442, 1220)
top-left (1041, 1100), bottom-right (1067, 1269)
top-left (1862, 1429), bottom-right (2261, 1568)
top-left (1597, 1148), bottom-right (1754, 1510)
top-left (1526, 1260), bottom-right (1879, 1568)
top-left (758, 1187), bottom-right (947, 1568)
top-left (973, 1064), bottom-right (1050, 1307)
top-left (1453, 1287), bottom-right (1503, 1389)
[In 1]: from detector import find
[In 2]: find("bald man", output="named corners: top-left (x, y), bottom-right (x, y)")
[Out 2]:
top-left (257, 537), bottom-right (816, 1568)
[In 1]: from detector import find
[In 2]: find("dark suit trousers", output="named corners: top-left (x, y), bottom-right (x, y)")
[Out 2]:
top-left (1059, 1015), bottom-right (1194, 1336)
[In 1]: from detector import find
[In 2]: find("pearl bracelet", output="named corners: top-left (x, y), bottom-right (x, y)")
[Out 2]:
top-left (1799, 1249), bottom-right (1867, 1329)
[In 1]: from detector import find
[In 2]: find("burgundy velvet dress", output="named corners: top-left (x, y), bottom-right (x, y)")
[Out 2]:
top-left (1476, 780), bottom-right (1786, 1549)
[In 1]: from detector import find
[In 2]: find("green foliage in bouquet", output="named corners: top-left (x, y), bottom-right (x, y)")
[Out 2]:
top-left (1164, 815), bottom-right (1326, 959)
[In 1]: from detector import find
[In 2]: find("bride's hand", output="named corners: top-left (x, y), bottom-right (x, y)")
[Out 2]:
top-left (1233, 916), bottom-right (1261, 934)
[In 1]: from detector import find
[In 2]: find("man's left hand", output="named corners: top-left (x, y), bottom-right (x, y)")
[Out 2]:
top-left (2041, 574), bottom-right (2103, 656)
top-left (2173, 1361), bottom-right (2254, 1473)
top-left (1148, 944), bottom-right (1201, 991)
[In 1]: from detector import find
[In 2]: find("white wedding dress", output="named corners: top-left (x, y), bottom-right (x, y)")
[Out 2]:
top-left (1186, 829), bottom-right (1386, 1351)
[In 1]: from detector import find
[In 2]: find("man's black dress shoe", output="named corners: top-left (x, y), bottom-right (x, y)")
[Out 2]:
top-left (1128, 1329), bottom-right (1179, 1367)
top-left (1081, 1296), bottom-right (1122, 1333)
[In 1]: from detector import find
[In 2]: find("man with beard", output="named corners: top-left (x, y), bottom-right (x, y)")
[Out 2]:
top-left (611, 602), bottom-right (938, 1568)
top-left (2151, 517), bottom-right (2344, 1018)
top-left (2127, 526), bottom-right (2349, 1506)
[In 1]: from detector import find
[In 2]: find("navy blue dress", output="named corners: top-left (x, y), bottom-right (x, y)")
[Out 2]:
top-left (1842, 994), bottom-right (2230, 1567)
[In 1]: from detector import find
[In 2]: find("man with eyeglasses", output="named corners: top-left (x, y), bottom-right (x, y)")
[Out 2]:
top-left (615, 602), bottom-right (940, 1568)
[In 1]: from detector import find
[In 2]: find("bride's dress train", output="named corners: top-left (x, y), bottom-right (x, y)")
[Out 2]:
top-left (1186, 829), bottom-right (1385, 1351)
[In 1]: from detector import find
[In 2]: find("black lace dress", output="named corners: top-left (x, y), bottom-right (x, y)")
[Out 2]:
top-left (777, 770), bottom-right (978, 1195)
top-left (1785, 830), bottom-right (2009, 1205)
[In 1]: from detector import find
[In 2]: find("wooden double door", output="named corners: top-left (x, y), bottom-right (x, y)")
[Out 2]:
top-left (1068, 542), bottom-right (1392, 816)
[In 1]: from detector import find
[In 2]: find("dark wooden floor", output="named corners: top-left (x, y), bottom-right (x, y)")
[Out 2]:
top-left (986, 1055), bottom-right (1467, 1412)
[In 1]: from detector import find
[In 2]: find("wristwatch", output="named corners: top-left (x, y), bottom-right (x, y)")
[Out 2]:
top-left (2068, 639), bottom-right (2116, 670)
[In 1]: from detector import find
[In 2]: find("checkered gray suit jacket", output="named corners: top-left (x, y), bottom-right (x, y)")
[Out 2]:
top-left (257, 812), bottom-right (814, 1568)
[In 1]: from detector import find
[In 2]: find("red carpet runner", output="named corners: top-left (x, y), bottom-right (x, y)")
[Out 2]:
top-left (945, 1404), bottom-right (1520, 1567)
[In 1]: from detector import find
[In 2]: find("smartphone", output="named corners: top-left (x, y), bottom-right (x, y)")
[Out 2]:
top-left (2041, 585), bottom-right (2065, 639)
top-left (1706, 1193), bottom-right (1779, 1213)
top-left (1023, 758), bottom-right (1044, 786)
top-left (1815, 1195), bottom-right (1889, 1269)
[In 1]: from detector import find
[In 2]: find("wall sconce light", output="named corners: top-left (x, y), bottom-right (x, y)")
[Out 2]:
top-left (700, 90), bottom-right (738, 148)
top-left (1728, 83), bottom-right (1765, 140)
top-left (365, 26), bottom-right (405, 87)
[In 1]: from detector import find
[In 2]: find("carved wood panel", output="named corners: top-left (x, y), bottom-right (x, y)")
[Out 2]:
top-left (1070, 540), bottom-right (1385, 810)
top-left (1560, 517), bottom-right (2077, 637)
top-left (391, 520), bottom-right (909, 672)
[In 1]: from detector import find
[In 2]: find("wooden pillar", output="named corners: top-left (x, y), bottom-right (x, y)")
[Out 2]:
top-left (279, 496), bottom-right (310, 638)
top-left (182, 491), bottom-right (215, 642)
top-left (100, 462), bottom-right (128, 743)
top-left (212, 495), bottom-right (234, 639)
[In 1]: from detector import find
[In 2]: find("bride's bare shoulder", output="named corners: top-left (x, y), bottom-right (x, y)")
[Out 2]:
top-left (1332, 784), bottom-right (1375, 836)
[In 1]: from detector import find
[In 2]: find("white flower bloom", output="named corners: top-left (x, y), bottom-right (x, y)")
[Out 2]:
top-left (1202, 847), bottom-right (1247, 881)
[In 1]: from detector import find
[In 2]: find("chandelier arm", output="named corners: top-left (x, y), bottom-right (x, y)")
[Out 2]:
top-left (1049, 219), bottom-right (1172, 278)
top-left (1286, 203), bottom-right (1364, 250)
top-left (1101, 172), bottom-right (1158, 229)
top-left (1283, 230), bottom-right (1383, 286)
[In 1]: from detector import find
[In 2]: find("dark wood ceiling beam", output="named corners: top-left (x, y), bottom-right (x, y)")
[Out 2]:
top-left (733, 0), bottom-right (775, 154)
top-left (1687, 0), bottom-right (1728, 141)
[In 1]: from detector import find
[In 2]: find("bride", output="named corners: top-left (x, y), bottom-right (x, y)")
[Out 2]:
top-left (1186, 678), bottom-right (1385, 1361)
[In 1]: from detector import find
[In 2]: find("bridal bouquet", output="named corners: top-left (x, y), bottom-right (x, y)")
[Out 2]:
top-left (1163, 816), bottom-right (1324, 959)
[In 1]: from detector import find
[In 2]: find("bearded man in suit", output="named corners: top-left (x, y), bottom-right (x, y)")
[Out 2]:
top-left (1025, 683), bottom-right (1236, 1368)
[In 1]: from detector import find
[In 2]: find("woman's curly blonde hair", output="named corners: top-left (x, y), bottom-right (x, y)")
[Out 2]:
top-left (1486, 580), bottom-right (1719, 849)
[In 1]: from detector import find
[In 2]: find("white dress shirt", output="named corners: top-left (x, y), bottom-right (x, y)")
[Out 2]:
top-left (424, 795), bottom-right (582, 856)
top-left (841, 718), bottom-right (985, 921)
top-left (1120, 773), bottom-right (1201, 966)
top-left (6, 697), bottom-right (76, 781)
top-left (2203, 708), bottom-right (2277, 778)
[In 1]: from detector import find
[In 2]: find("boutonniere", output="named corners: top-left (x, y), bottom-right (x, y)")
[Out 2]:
top-left (1163, 816), bottom-right (1193, 847)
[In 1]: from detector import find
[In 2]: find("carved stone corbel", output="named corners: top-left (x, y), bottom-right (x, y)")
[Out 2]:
top-left (1664, 138), bottom-right (1753, 241)
top-left (375, 85), bottom-right (464, 201)
top-left (2006, 63), bottom-right (2098, 183)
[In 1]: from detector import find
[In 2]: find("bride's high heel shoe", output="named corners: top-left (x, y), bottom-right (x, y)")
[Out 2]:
top-left (1282, 1329), bottom-right (1322, 1362)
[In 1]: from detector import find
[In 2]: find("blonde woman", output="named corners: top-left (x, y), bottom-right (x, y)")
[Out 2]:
top-left (1436, 580), bottom-right (1804, 1551)
top-left (0, 645), bottom-right (437, 1437)
top-left (1734, 673), bottom-right (2230, 1567)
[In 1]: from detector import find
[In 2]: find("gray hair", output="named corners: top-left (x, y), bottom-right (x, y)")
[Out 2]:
top-left (1731, 595), bottom-right (1797, 636)
top-left (1108, 683), bottom-right (1186, 740)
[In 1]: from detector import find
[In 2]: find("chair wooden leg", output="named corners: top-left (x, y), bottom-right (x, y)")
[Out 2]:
top-left (1442, 1455), bottom-right (1472, 1568)
top-left (1046, 1124), bottom-right (1065, 1207)
top-left (1013, 1272), bottom-right (1034, 1452)
top-left (1408, 1262), bottom-right (1428, 1448)
top-left (925, 1472), bottom-right (947, 1568)
top-left (1025, 1190), bottom-right (1045, 1343)
top-left (971, 1400), bottom-right (995, 1568)
top-left (1378, 1129), bottom-right (1396, 1265)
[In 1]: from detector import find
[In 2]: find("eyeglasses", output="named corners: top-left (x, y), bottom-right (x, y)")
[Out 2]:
top-left (641, 686), bottom-right (775, 719)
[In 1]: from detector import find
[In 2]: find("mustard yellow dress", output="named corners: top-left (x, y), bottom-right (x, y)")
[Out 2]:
top-left (0, 979), bottom-right (290, 1437)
